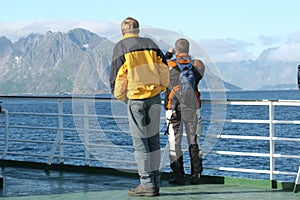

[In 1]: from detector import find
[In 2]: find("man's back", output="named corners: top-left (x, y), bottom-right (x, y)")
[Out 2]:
top-left (111, 34), bottom-right (169, 101)
top-left (164, 53), bottom-right (205, 110)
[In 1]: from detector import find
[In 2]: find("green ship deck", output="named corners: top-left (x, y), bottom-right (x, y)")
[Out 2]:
top-left (0, 161), bottom-right (299, 200)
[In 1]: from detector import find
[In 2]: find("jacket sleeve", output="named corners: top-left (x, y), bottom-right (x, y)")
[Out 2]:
top-left (157, 50), bottom-right (170, 90)
top-left (110, 43), bottom-right (125, 94)
top-left (158, 63), bottom-right (170, 91)
top-left (194, 59), bottom-right (205, 79)
top-left (113, 65), bottom-right (128, 102)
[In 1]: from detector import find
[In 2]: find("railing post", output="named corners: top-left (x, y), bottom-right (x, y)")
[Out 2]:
top-left (84, 100), bottom-right (90, 166)
top-left (2, 109), bottom-right (9, 160)
top-left (47, 99), bottom-right (64, 166)
top-left (269, 101), bottom-right (275, 184)
top-left (294, 166), bottom-right (300, 193)
top-left (58, 99), bottom-right (64, 164)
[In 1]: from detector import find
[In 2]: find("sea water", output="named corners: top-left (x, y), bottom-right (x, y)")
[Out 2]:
top-left (0, 90), bottom-right (299, 182)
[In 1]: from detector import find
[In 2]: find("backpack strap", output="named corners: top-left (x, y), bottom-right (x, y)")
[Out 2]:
top-left (175, 59), bottom-right (193, 70)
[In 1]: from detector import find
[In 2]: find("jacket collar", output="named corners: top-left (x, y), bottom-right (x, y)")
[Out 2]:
top-left (176, 53), bottom-right (191, 62)
top-left (122, 33), bottom-right (139, 39)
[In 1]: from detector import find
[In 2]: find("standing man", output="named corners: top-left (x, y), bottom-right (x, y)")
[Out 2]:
top-left (110, 17), bottom-right (170, 197)
top-left (164, 38), bottom-right (205, 185)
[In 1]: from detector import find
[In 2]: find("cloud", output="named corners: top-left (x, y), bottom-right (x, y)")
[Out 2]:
top-left (258, 35), bottom-right (281, 46)
top-left (267, 43), bottom-right (300, 62)
top-left (199, 38), bottom-right (255, 62)
top-left (288, 30), bottom-right (300, 43)
top-left (199, 32), bottom-right (300, 62)
top-left (0, 20), bottom-right (120, 42)
top-left (2, 20), bottom-right (300, 63)
top-left (0, 20), bottom-right (256, 62)
top-left (266, 30), bottom-right (300, 62)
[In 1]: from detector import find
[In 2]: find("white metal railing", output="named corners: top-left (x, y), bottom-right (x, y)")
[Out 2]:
top-left (0, 96), bottom-right (300, 182)
top-left (203, 99), bottom-right (300, 181)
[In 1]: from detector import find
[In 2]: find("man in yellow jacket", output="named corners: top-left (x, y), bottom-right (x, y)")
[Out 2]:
top-left (110, 17), bottom-right (170, 197)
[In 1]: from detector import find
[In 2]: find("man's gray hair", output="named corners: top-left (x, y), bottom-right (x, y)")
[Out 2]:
top-left (121, 17), bottom-right (140, 35)
top-left (175, 38), bottom-right (189, 53)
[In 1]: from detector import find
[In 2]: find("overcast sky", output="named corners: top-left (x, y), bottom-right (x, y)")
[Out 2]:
top-left (1, 0), bottom-right (300, 62)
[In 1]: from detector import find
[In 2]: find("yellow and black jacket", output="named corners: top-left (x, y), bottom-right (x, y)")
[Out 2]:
top-left (164, 53), bottom-right (205, 110)
top-left (110, 33), bottom-right (170, 101)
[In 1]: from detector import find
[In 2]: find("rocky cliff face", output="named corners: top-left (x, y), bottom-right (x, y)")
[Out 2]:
top-left (0, 28), bottom-right (114, 94)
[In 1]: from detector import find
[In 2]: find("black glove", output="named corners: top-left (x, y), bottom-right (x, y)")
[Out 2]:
top-left (165, 51), bottom-right (174, 60)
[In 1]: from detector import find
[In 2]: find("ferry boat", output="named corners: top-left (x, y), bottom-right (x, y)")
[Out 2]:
top-left (0, 95), bottom-right (299, 199)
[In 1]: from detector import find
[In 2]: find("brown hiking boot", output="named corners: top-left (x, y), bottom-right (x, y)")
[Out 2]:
top-left (128, 185), bottom-right (159, 196)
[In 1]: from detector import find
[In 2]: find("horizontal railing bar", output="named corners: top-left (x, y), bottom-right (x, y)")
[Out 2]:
top-left (272, 120), bottom-right (300, 125)
top-left (206, 166), bottom-right (298, 176)
top-left (227, 119), bottom-right (269, 123)
top-left (274, 100), bottom-right (300, 106)
top-left (209, 119), bottom-right (269, 123)
top-left (227, 101), bottom-right (271, 106)
top-left (272, 137), bottom-right (300, 142)
top-left (209, 151), bottom-right (300, 159)
top-left (218, 135), bottom-right (270, 140)
top-left (202, 118), bottom-right (300, 125)
top-left (212, 151), bottom-right (270, 157)
top-left (207, 166), bottom-right (270, 174)
top-left (273, 154), bottom-right (300, 159)
top-left (274, 171), bottom-right (298, 176)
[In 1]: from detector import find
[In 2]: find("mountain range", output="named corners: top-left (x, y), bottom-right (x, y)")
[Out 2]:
top-left (0, 28), bottom-right (298, 95)
top-left (216, 49), bottom-right (299, 90)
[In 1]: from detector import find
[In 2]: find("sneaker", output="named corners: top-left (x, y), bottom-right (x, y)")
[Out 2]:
top-left (128, 185), bottom-right (159, 196)
top-left (190, 174), bottom-right (201, 185)
top-left (169, 175), bottom-right (185, 185)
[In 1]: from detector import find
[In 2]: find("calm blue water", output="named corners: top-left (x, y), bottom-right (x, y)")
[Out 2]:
top-left (0, 90), bottom-right (300, 182)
